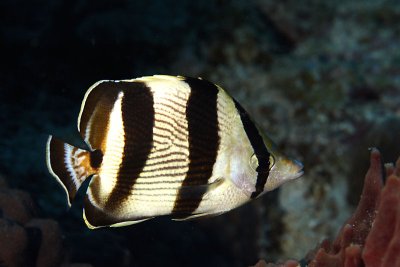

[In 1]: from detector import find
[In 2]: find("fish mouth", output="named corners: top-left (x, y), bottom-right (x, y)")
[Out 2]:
top-left (287, 159), bottom-right (304, 180)
top-left (289, 170), bottom-right (304, 180)
top-left (264, 157), bottom-right (304, 191)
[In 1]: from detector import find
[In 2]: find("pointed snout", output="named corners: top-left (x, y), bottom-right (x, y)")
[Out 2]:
top-left (264, 157), bottom-right (304, 192)
top-left (284, 158), bottom-right (304, 180)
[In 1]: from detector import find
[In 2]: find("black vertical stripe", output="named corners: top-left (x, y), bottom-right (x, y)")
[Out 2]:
top-left (172, 77), bottom-right (220, 215)
top-left (104, 82), bottom-right (154, 211)
top-left (233, 99), bottom-right (270, 199)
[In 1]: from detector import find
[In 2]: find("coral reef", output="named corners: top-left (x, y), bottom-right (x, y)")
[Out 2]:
top-left (252, 149), bottom-right (400, 267)
top-left (361, 160), bottom-right (400, 266)
top-left (1, 0), bottom-right (400, 265)
top-left (0, 175), bottom-right (91, 267)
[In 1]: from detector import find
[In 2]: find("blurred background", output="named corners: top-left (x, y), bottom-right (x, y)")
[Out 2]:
top-left (0, 0), bottom-right (399, 266)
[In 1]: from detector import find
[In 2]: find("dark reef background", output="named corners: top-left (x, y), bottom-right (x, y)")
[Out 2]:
top-left (0, 0), bottom-right (399, 266)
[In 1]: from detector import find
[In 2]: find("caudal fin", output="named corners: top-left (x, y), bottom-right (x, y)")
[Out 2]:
top-left (46, 136), bottom-right (101, 206)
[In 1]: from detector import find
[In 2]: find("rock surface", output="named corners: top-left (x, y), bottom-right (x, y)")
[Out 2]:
top-left (253, 149), bottom-right (400, 267)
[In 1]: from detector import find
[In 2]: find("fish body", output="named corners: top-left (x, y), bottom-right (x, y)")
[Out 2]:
top-left (46, 75), bottom-right (303, 229)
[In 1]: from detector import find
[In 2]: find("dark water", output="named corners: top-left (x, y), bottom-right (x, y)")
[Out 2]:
top-left (1, 0), bottom-right (399, 266)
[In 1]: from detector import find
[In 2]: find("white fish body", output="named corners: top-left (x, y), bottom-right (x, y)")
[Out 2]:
top-left (46, 75), bottom-right (303, 229)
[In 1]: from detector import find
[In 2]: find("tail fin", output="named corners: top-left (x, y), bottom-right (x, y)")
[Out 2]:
top-left (46, 136), bottom-right (101, 207)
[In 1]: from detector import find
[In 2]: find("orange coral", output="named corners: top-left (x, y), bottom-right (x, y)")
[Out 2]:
top-left (363, 157), bottom-right (400, 267)
top-left (254, 149), bottom-right (400, 267)
top-left (0, 176), bottom-right (65, 267)
top-left (307, 148), bottom-right (384, 267)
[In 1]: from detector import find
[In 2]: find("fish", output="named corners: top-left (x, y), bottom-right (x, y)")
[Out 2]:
top-left (46, 75), bottom-right (303, 229)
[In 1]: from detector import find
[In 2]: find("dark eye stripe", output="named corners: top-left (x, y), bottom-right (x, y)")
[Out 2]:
top-left (233, 99), bottom-right (270, 199)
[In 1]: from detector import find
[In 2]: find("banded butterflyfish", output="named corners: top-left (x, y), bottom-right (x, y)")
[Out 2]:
top-left (46, 75), bottom-right (303, 229)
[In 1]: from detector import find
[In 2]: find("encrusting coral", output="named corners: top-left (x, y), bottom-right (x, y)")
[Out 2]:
top-left (1, 148), bottom-right (399, 267)
top-left (0, 175), bottom-right (64, 267)
top-left (362, 157), bottom-right (400, 266)
top-left (253, 148), bottom-right (400, 267)
top-left (0, 175), bottom-right (93, 267)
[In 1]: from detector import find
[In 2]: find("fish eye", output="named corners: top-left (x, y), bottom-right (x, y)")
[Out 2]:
top-left (250, 153), bottom-right (259, 172)
top-left (269, 155), bottom-right (275, 170)
top-left (250, 153), bottom-right (275, 172)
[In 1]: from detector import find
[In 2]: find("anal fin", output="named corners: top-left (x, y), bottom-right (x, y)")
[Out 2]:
top-left (172, 211), bottom-right (225, 221)
top-left (83, 194), bottom-right (155, 229)
top-left (83, 175), bottom-right (154, 229)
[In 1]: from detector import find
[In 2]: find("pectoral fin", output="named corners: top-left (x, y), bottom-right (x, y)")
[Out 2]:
top-left (171, 178), bottom-right (225, 220)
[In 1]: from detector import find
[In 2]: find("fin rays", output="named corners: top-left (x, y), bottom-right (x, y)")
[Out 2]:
top-left (46, 136), bottom-right (96, 206)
